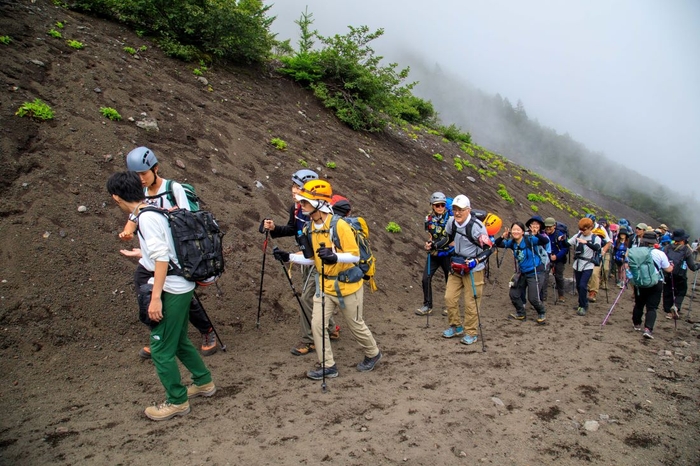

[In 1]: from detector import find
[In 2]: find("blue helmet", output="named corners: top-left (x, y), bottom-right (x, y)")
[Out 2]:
top-left (585, 213), bottom-right (596, 223)
top-left (126, 146), bottom-right (158, 172)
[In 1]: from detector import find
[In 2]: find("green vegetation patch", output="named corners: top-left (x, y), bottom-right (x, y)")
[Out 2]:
top-left (48, 29), bottom-right (62, 38)
top-left (0, 35), bottom-right (11, 45)
top-left (385, 222), bottom-right (402, 233)
top-left (325, 161), bottom-right (337, 169)
top-left (16, 99), bottom-right (54, 120)
top-left (100, 107), bottom-right (122, 121)
top-left (270, 138), bottom-right (287, 151)
top-left (432, 153), bottom-right (443, 162)
top-left (497, 184), bottom-right (515, 204)
top-left (66, 39), bottom-right (84, 49)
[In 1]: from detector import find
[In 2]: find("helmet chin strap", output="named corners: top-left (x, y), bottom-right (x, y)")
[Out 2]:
top-left (149, 168), bottom-right (159, 188)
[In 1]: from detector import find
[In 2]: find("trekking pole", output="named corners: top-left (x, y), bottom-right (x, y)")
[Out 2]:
top-left (528, 240), bottom-right (542, 306)
top-left (425, 252), bottom-right (431, 328)
top-left (687, 269), bottom-right (699, 322)
top-left (468, 270), bottom-right (486, 352)
top-left (256, 230), bottom-right (269, 329)
top-left (601, 260), bottom-right (609, 304)
top-left (320, 242), bottom-right (328, 393)
top-left (193, 291), bottom-right (227, 351)
top-left (670, 273), bottom-right (679, 331)
top-left (273, 247), bottom-right (312, 329)
top-left (601, 279), bottom-right (628, 327)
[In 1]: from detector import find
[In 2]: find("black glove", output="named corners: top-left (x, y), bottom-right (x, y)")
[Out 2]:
top-left (273, 247), bottom-right (290, 263)
top-left (317, 247), bottom-right (338, 264)
top-left (259, 219), bottom-right (267, 234)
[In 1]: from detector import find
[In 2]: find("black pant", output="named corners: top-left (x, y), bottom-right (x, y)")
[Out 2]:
top-left (134, 264), bottom-right (212, 334)
top-left (633, 281), bottom-right (663, 331)
top-left (663, 273), bottom-right (688, 313)
top-left (551, 262), bottom-right (566, 297)
top-left (422, 253), bottom-right (451, 308)
top-left (510, 272), bottom-right (545, 315)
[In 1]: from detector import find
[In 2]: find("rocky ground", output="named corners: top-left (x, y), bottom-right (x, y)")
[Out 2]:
top-left (1, 1), bottom-right (699, 465)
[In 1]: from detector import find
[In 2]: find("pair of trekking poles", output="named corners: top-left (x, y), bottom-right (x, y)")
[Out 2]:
top-left (257, 228), bottom-right (332, 391)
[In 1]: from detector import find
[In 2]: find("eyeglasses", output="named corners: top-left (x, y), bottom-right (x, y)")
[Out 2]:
top-left (635, 227), bottom-right (643, 230)
top-left (433, 203), bottom-right (446, 208)
top-left (453, 207), bottom-right (469, 213)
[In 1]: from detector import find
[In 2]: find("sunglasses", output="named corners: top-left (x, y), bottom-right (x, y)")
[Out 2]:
top-left (433, 203), bottom-right (446, 208)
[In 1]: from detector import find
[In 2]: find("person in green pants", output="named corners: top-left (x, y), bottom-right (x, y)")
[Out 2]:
top-left (107, 171), bottom-right (216, 421)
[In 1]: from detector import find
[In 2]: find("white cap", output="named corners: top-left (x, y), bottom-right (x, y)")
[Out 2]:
top-left (452, 194), bottom-right (471, 209)
top-left (295, 195), bottom-right (332, 213)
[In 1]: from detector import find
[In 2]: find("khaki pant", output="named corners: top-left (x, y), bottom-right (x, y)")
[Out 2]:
top-left (312, 285), bottom-right (378, 368)
top-left (299, 266), bottom-right (335, 344)
top-left (445, 269), bottom-right (484, 337)
top-left (588, 254), bottom-right (611, 293)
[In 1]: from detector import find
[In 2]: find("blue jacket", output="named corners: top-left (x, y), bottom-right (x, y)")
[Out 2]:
top-left (496, 234), bottom-right (550, 274)
top-left (546, 230), bottom-right (569, 263)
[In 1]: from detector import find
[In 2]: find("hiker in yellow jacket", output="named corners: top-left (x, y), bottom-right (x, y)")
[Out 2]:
top-left (273, 179), bottom-right (381, 381)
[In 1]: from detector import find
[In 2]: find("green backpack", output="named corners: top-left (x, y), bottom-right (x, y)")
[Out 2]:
top-left (147, 179), bottom-right (200, 211)
top-left (627, 247), bottom-right (661, 288)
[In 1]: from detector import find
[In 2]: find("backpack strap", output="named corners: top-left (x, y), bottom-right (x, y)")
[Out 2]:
top-left (135, 206), bottom-right (181, 276)
top-left (165, 179), bottom-right (176, 208)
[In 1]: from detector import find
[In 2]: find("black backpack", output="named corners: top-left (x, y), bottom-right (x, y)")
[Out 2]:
top-left (138, 207), bottom-right (225, 284)
top-left (664, 244), bottom-right (690, 277)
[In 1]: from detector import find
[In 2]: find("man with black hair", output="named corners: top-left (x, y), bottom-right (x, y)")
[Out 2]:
top-left (119, 146), bottom-right (217, 359)
top-left (107, 171), bottom-right (215, 421)
top-left (544, 217), bottom-right (570, 303)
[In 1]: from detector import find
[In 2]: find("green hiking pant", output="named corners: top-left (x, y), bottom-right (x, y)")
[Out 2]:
top-left (150, 290), bottom-right (212, 405)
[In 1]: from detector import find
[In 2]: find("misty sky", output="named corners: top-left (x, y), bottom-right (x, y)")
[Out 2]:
top-left (266, 0), bottom-right (700, 201)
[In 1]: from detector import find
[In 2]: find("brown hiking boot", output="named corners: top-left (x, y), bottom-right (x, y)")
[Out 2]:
top-left (144, 401), bottom-right (190, 421)
top-left (329, 325), bottom-right (340, 340)
top-left (291, 341), bottom-right (315, 356)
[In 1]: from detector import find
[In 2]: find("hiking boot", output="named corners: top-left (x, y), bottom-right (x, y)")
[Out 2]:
top-left (139, 346), bottom-right (151, 359)
top-left (536, 314), bottom-right (546, 325)
top-left (577, 307), bottom-right (587, 316)
top-left (509, 313), bottom-right (526, 321)
top-left (306, 364), bottom-right (338, 380)
top-left (442, 326), bottom-right (464, 338)
top-left (291, 341), bottom-right (315, 356)
top-left (415, 306), bottom-right (433, 316)
top-left (633, 325), bottom-right (642, 331)
top-left (665, 313), bottom-right (672, 320)
top-left (144, 401), bottom-right (190, 421)
top-left (357, 351), bottom-right (382, 372)
top-left (442, 309), bottom-right (448, 316)
top-left (460, 334), bottom-right (478, 345)
top-left (187, 381), bottom-right (216, 398)
top-left (201, 330), bottom-right (217, 356)
top-left (557, 296), bottom-right (566, 304)
top-left (643, 328), bottom-right (654, 339)
top-left (329, 325), bottom-right (340, 340)
top-left (588, 291), bottom-right (597, 303)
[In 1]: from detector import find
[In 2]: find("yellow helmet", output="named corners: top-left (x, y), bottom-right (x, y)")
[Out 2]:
top-left (297, 179), bottom-right (333, 202)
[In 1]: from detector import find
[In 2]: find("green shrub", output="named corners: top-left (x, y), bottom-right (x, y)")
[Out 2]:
top-left (15, 99), bottom-right (54, 120)
top-left (67, 40), bottom-right (84, 49)
top-left (280, 10), bottom-right (424, 132)
top-left (530, 205), bottom-right (539, 212)
top-left (454, 158), bottom-right (464, 172)
top-left (432, 153), bottom-right (443, 162)
top-left (527, 193), bottom-right (546, 203)
top-left (69, 0), bottom-right (274, 63)
top-left (385, 221), bottom-right (401, 233)
top-left (440, 123), bottom-right (471, 144)
top-left (326, 161), bottom-right (337, 169)
top-left (270, 138), bottom-right (287, 151)
top-left (100, 107), bottom-right (122, 121)
top-left (298, 159), bottom-right (308, 168)
top-left (193, 68), bottom-right (203, 76)
top-left (55, 21), bottom-right (65, 28)
top-left (138, 45), bottom-right (148, 52)
top-left (0, 36), bottom-right (11, 45)
top-left (497, 184), bottom-right (515, 204)
top-left (123, 46), bottom-right (137, 55)
top-left (48, 29), bottom-right (62, 38)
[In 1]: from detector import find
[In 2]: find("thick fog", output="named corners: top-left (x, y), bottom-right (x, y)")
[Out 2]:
top-left (266, 0), bottom-right (700, 203)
